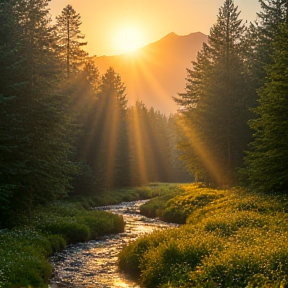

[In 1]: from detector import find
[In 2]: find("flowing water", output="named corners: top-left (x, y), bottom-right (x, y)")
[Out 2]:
top-left (49, 200), bottom-right (177, 288)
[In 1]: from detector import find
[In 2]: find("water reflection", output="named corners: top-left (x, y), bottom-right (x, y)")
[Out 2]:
top-left (49, 200), bottom-right (176, 288)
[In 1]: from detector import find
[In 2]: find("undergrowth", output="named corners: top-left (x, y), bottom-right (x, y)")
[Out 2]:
top-left (119, 183), bottom-right (288, 287)
top-left (67, 182), bottom-right (169, 209)
top-left (0, 183), bottom-right (166, 288)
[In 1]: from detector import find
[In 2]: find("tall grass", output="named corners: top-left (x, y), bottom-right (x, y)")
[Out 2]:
top-left (0, 183), bottom-right (165, 287)
top-left (69, 183), bottom-right (167, 208)
top-left (119, 184), bottom-right (288, 287)
top-left (0, 201), bottom-right (125, 287)
top-left (139, 183), bottom-right (185, 218)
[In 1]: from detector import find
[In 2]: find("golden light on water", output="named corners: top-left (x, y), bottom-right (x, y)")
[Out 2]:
top-left (113, 279), bottom-right (133, 287)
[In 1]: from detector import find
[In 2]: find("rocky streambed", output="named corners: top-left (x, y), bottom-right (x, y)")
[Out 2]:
top-left (49, 200), bottom-right (177, 288)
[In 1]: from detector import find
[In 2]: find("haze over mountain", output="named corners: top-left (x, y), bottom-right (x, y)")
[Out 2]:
top-left (94, 32), bottom-right (208, 114)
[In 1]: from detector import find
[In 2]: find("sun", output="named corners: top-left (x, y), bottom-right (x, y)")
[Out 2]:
top-left (114, 26), bottom-right (144, 54)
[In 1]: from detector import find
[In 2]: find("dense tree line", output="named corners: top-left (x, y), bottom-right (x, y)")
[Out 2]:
top-left (174, 0), bottom-right (288, 192)
top-left (2, 0), bottom-right (288, 227)
top-left (0, 0), bottom-right (77, 225)
top-left (0, 0), bottom-right (189, 227)
top-left (72, 66), bottom-right (191, 194)
top-left (174, 0), bottom-right (253, 187)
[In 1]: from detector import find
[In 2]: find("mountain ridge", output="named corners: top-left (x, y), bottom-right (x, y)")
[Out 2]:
top-left (93, 32), bottom-right (208, 114)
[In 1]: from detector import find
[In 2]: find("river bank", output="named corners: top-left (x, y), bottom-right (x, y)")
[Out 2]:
top-left (119, 184), bottom-right (288, 288)
top-left (49, 200), bottom-right (178, 288)
top-left (0, 183), bottom-right (180, 288)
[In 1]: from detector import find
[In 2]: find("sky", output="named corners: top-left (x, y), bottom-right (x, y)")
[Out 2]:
top-left (48, 0), bottom-right (261, 57)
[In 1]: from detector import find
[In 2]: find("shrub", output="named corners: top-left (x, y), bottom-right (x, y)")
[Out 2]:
top-left (47, 234), bottom-right (67, 253)
top-left (162, 186), bottom-right (224, 224)
top-left (35, 216), bottom-right (91, 243)
top-left (80, 210), bottom-right (125, 238)
top-left (120, 184), bottom-right (288, 287)
top-left (0, 228), bottom-right (52, 288)
top-left (140, 185), bottom-right (185, 218)
top-left (192, 228), bottom-right (288, 287)
top-left (118, 236), bottom-right (152, 276)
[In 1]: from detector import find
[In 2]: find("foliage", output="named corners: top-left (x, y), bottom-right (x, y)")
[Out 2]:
top-left (163, 184), bottom-right (224, 224)
top-left (139, 183), bottom-right (185, 218)
top-left (119, 183), bottom-right (288, 287)
top-left (249, 0), bottom-right (288, 87)
top-left (127, 102), bottom-right (193, 186)
top-left (0, 200), bottom-right (124, 288)
top-left (174, 0), bottom-right (252, 187)
top-left (55, 4), bottom-right (88, 78)
top-left (243, 22), bottom-right (288, 193)
top-left (0, 0), bottom-right (77, 227)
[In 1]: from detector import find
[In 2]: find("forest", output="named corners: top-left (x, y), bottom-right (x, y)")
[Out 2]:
top-left (0, 0), bottom-right (191, 227)
top-left (1, 0), bottom-right (288, 287)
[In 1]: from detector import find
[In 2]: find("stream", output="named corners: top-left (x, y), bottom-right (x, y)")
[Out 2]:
top-left (49, 200), bottom-right (178, 288)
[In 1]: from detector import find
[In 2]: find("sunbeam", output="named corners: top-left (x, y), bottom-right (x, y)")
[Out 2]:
top-left (175, 115), bottom-right (226, 186)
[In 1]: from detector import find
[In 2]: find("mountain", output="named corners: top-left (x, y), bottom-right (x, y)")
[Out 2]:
top-left (94, 32), bottom-right (208, 114)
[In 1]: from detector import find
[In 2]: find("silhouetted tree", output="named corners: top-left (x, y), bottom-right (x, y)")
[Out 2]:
top-left (174, 0), bottom-right (250, 187)
top-left (243, 23), bottom-right (288, 193)
top-left (0, 0), bottom-right (77, 226)
top-left (55, 4), bottom-right (87, 78)
top-left (76, 67), bottom-right (129, 189)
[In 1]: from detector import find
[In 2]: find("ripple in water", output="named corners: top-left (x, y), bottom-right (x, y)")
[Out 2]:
top-left (49, 200), bottom-right (177, 288)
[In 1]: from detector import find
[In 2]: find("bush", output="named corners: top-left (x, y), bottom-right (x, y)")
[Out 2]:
top-left (47, 234), bottom-right (67, 253)
top-left (193, 228), bottom-right (288, 287)
top-left (118, 236), bottom-right (152, 276)
top-left (0, 228), bottom-right (52, 288)
top-left (79, 210), bottom-right (125, 238)
top-left (0, 199), bottom-right (126, 288)
top-left (119, 184), bottom-right (288, 287)
top-left (140, 184), bottom-right (185, 218)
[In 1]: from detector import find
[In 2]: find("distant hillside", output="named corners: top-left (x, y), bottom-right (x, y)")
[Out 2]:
top-left (94, 32), bottom-right (208, 114)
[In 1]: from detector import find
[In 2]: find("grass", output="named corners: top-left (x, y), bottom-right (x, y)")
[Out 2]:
top-left (0, 203), bottom-right (125, 288)
top-left (118, 183), bottom-right (288, 287)
top-left (139, 183), bottom-right (186, 219)
top-left (0, 184), bottom-right (165, 288)
top-left (67, 183), bottom-right (168, 209)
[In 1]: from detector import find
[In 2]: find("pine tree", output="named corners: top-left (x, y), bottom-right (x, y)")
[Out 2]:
top-left (248, 0), bottom-right (288, 87)
top-left (68, 61), bottom-right (100, 196)
top-left (55, 4), bottom-right (88, 78)
top-left (243, 23), bottom-right (288, 193)
top-left (174, 0), bottom-right (250, 187)
top-left (0, 0), bottom-right (76, 226)
top-left (126, 101), bottom-right (187, 185)
top-left (78, 67), bottom-right (129, 189)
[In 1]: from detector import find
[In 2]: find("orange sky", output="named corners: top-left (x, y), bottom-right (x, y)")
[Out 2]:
top-left (49, 0), bottom-right (261, 56)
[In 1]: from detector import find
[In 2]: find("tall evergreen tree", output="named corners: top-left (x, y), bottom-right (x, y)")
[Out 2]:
top-left (78, 67), bottom-right (129, 189)
top-left (68, 61), bottom-right (100, 196)
top-left (126, 101), bottom-right (192, 185)
top-left (243, 23), bottom-right (288, 193)
top-left (174, 0), bottom-right (250, 187)
top-left (55, 5), bottom-right (87, 78)
top-left (0, 0), bottom-right (76, 226)
top-left (248, 0), bottom-right (288, 88)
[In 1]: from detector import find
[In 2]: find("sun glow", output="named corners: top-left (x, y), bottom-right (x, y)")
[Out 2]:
top-left (114, 26), bottom-right (145, 54)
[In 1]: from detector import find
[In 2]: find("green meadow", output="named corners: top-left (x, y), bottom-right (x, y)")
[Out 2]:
top-left (119, 183), bottom-right (288, 288)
